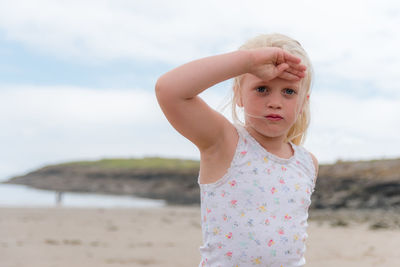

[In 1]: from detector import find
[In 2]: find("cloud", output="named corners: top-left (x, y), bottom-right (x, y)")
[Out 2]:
top-left (308, 90), bottom-right (400, 163)
top-left (0, 0), bottom-right (399, 98)
top-left (0, 1), bottom-right (398, 61)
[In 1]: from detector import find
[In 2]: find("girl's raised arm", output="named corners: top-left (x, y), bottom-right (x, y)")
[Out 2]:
top-left (155, 50), bottom-right (252, 152)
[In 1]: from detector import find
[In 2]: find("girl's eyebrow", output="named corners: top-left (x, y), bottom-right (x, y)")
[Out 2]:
top-left (249, 81), bottom-right (299, 90)
top-left (284, 84), bottom-right (300, 90)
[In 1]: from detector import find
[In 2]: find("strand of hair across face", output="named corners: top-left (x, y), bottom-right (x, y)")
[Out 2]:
top-left (243, 112), bottom-right (266, 119)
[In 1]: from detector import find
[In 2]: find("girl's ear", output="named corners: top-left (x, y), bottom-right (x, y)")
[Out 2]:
top-left (300, 94), bottom-right (310, 115)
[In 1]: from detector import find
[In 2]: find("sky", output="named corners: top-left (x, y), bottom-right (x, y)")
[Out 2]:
top-left (1, 0), bottom-right (400, 181)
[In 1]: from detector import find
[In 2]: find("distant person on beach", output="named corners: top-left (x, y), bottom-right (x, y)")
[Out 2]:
top-left (56, 191), bottom-right (63, 206)
top-left (156, 33), bottom-right (319, 266)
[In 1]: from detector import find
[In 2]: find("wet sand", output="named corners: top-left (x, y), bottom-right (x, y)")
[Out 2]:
top-left (1, 206), bottom-right (399, 267)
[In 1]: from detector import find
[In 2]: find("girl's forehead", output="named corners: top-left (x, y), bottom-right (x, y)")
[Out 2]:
top-left (241, 73), bottom-right (301, 89)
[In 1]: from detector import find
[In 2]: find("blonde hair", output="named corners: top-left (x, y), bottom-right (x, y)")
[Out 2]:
top-left (230, 33), bottom-right (314, 146)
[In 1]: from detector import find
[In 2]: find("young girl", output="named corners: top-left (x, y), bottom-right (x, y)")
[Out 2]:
top-left (155, 33), bottom-right (319, 267)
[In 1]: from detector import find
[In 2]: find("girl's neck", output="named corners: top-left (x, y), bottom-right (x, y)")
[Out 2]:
top-left (244, 124), bottom-right (293, 158)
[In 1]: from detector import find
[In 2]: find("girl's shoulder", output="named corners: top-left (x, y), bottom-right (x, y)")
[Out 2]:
top-left (296, 145), bottom-right (319, 181)
top-left (308, 150), bottom-right (319, 180)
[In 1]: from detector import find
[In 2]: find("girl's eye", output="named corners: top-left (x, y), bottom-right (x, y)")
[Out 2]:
top-left (256, 86), bottom-right (267, 93)
top-left (284, 88), bottom-right (296, 95)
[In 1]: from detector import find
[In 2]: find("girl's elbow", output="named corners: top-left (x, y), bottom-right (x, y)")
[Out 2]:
top-left (155, 74), bottom-right (176, 98)
top-left (155, 76), bottom-right (166, 95)
top-left (155, 76), bottom-right (176, 106)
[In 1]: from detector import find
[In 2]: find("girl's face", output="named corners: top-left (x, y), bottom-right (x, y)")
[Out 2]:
top-left (238, 73), bottom-right (305, 141)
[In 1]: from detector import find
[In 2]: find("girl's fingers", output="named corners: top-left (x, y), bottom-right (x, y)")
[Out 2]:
top-left (280, 50), bottom-right (307, 72)
top-left (282, 50), bottom-right (302, 64)
top-left (278, 70), bottom-right (302, 81)
top-left (286, 61), bottom-right (307, 72)
top-left (285, 67), bottom-right (306, 78)
top-left (276, 63), bottom-right (289, 73)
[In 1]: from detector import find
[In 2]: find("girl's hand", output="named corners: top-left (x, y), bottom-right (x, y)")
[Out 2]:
top-left (247, 47), bottom-right (307, 81)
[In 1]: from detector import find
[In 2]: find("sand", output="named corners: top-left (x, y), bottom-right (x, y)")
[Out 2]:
top-left (1, 206), bottom-right (400, 267)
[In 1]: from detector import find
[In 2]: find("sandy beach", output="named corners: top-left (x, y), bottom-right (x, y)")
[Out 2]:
top-left (1, 206), bottom-right (400, 267)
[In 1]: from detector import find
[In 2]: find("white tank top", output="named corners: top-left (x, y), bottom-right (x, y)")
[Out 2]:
top-left (197, 123), bottom-right (316, 267)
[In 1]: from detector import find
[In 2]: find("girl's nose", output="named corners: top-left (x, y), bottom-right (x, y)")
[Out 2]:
top-left (267, 93), bottom-right (282, 109)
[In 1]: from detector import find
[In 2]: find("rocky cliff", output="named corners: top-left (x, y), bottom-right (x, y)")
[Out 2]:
top-left (3, 157), bottom-right (400, 210)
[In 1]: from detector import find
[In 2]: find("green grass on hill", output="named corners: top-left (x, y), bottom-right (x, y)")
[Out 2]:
top-left (55, 157), bottom-right (200, 170)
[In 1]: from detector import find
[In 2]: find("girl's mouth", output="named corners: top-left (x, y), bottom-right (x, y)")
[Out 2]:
top-left (265, 114), bottom-right (283, 121)
top-left (266, 116), bottom-right (283, 121)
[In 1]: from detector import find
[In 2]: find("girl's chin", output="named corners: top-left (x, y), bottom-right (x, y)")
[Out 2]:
top-left (247, 125), bottom-right (288, 138)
